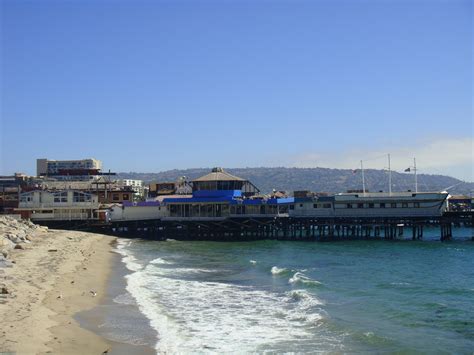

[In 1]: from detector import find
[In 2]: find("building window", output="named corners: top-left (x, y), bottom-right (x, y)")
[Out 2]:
top-left (380, 203), bottom-right (385, 208)
top-left (299, 204), bottom-right (303, 208)
top-left (73, 191), bottom-right (92, 203)
top-left (402, 202), bottom-right (408, 208)
top-left (20, 194), bottom-right (33, 202)
top-left (313, 204), bottom-right (318, 208)
top-left (323, 203), bottom-right (331, 209)
top-left (346, 203), bottom-right (353, 209)
top-left (391, 203), bottom-right (397, 208)
top-left (358, 203), bottom-right (364, 208)
top-left (368, 203), bottom-right (374, 208)
top-left (53, 191), bottom-right (68, 203)
top-left (123, 194), bottom-right (129, 201)
top-left (414, 202), bottom-right (420, 208)
top-left (113, 194), bottom-right (120, 201)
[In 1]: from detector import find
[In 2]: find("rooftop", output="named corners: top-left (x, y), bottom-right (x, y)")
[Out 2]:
top-left (192, 168), bottom-right (246, 182)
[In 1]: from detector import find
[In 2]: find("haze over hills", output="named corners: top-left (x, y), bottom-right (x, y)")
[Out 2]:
top-left (117, 167), bottom-right (473, 196)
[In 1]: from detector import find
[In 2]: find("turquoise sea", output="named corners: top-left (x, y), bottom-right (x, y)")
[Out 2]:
top-left (112, 226), bottom-right (473, 353)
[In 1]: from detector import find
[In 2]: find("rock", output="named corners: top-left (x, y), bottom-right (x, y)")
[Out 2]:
top-left (6, 234), bottom-right (17, 242)
top-left (0, 236), bottom-right (15, 255)
top-left (0, 259), bottom-right (13, 268)
top-left (1, 285), bottom-right (9, 294)
top-left (14, 244), bottom-right (24, 250)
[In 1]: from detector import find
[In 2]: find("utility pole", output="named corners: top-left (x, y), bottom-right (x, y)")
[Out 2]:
top-left (361, 160), bottom-right (366, 195)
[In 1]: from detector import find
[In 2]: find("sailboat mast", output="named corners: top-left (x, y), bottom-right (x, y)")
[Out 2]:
top-left (414, 157), bottom-right (418, 193)
top-left (388, 153), bottom-right (392, 196)
top-left (361, 160), bottom-right (366, 195)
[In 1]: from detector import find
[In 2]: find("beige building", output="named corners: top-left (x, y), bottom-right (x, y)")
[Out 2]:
top-left (37, 158), bottom-right (102, 176)
top-left (16, 190), bottom-right (99, 221)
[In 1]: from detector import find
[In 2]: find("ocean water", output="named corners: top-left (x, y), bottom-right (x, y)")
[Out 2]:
top-left (115, 226), bottom-right (474, 353)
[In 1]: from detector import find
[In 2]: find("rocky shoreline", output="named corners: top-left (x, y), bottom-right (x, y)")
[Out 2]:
top-left (0, 216), bottom-right (49, 281)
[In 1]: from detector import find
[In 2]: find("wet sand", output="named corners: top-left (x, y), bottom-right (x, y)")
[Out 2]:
top-left (0, 229), bottom-right (153, 354)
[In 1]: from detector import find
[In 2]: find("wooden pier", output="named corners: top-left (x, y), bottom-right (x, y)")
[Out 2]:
top-left (82, 212), bottom-right (473, 242)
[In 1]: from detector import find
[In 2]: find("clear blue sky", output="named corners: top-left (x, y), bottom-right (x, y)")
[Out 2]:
top-left (1, 0), bottom-right (472, 180)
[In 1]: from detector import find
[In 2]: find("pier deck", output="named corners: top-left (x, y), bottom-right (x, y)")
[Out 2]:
top-left (74, 212), bottom-right (474, 242)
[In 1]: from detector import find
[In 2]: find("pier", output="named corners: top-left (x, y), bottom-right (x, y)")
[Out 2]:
top-left (17, 166), bottom-right (472, 242)
top-left (82, 213), bottom-right (473, 242)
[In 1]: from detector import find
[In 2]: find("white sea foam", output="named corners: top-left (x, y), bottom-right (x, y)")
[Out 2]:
top-left (116, 240), bottom-right (143, 272)
top-left (271, 266), bottom-right (288, 275)
top-left (118, 248), bottom-right (337, 353)
top-left (149, 257), bottom-right (173, 265)
top-left (250, 260), bottom-right (257, 265)
top-left (289, 272), bottom-right (322, 286)
top-left (389, 282), bottom-right (411, 286)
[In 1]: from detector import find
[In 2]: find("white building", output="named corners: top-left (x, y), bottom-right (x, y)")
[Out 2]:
top-left (16, 190), bottom-right (99, 221)
top-left (117, 179), bottom-right (145, 198)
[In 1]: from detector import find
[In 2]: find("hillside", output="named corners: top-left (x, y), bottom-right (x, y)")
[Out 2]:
top-left (117, 167), bottom-right (473, 196)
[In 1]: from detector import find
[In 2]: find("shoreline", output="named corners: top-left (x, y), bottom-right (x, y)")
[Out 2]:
top-left (76, 239), bottom-right (157, 354)
top-left (0, 228), bottom-right (154, 354)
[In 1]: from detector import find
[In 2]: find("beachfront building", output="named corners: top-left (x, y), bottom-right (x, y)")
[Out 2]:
top-left (161, 168), bottom-right (293, 220)
top-left (16, 190), bottom-right (99, 221)
top-left (107, 168), bottom-right (294, 222)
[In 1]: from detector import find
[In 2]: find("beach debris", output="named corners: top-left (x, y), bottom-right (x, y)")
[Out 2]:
top-left (1, 284), bottom-right (9, 294)
top-left (102, 348), bottom-right (110, 354)
top-left (48, 249), bottom-right (58, 252)
top-left (70, 280), bottom-right (75, 284)
top-left (89, 290), bottom-right (97, 297)
top-left (57, 294), bottom-right (63, 299)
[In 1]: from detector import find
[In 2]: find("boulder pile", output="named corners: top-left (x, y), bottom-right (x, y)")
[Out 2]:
top-left (0, 216), bottom-right (48, 266)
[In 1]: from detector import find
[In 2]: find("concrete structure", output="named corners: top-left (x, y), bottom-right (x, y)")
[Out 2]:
top-left (16, 190), bottom-right (99, 221)
top-left (37, 158), bottom-right (102, 179)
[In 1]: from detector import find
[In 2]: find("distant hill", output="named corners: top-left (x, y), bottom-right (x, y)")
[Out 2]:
top-left (117, 167), bottom-right (473, 196)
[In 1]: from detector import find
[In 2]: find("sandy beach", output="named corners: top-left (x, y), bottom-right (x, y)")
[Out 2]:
top-left (0, 228), bottom-right (117, 354)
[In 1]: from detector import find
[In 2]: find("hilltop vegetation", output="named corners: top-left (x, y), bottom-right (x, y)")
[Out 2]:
top-left (117, 167), bottom-right (473, 196)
